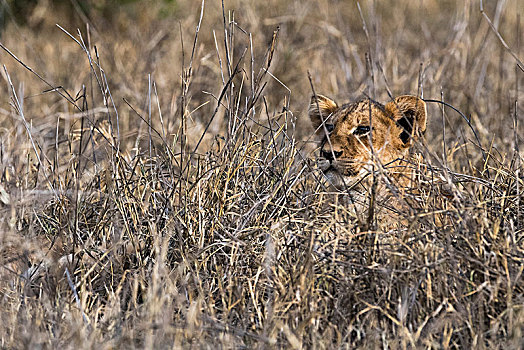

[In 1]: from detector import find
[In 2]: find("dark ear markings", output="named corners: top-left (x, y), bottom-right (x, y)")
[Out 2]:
top-left (397, 109), bottom-right (415, 144)
top-left (385, 95), bottom-right (427, 145)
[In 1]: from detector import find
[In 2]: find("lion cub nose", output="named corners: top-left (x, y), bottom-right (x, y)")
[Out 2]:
top-left (322, 149), bottom-right (343, 161)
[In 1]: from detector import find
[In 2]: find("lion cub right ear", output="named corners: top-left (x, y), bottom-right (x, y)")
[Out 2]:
top-left (385, 95), bottom-right (427, 147)
top-left (309, 95), bottom-right (338, 131)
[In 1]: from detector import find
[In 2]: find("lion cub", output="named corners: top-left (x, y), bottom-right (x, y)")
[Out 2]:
top-left (309, 94), bottom-right (427, 198)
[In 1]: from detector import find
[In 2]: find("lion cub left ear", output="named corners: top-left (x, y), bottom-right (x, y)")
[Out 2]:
top-left (308, 95), bottom-right (338, 132)
top-left (385, 95), bottom-right (427, 146)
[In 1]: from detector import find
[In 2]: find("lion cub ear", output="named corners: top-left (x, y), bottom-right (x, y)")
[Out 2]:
top-left (309, 95), bottom-right (338, 131)
top-left (385, 95), bottom-right (427, 147)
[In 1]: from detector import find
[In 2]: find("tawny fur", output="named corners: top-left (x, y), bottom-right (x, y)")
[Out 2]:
top-left (309, 94), bottom-right (427, 192)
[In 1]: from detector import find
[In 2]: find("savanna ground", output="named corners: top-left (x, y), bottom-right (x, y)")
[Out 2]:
top-left (0, 0), bottom-right (523, 348)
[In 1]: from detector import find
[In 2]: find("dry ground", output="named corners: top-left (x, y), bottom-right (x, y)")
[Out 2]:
top-left (0, 0), bottom-right (523, 348)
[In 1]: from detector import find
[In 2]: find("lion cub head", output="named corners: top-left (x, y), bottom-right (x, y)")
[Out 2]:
top-left (309, 94), bottom-right (427, 189)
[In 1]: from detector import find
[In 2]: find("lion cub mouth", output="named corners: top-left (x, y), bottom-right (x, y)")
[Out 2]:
top-left (318, 159), bottom-right (362, 188)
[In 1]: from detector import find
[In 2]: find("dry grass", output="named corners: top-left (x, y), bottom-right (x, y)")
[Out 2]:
top-left (0, 0), bottom-right (523, 348)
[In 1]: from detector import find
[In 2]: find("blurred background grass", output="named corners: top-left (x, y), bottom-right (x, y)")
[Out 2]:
top-left (0, 0), bottom-right (523, 348)
top-left (1, 0), bottom-right (522, 153)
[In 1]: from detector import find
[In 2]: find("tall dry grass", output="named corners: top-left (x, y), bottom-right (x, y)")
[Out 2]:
top-left (0, 0), bottom-right (523, 348)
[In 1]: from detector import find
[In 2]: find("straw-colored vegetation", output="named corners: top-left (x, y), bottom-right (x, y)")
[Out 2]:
top-left (0, 0), bottom-right (523, 348)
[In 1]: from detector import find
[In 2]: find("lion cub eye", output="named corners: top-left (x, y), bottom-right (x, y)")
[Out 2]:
top-left (325, 124), bottom-right (334, 133)
top-left (353, 125), bottom-right (371, 136)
